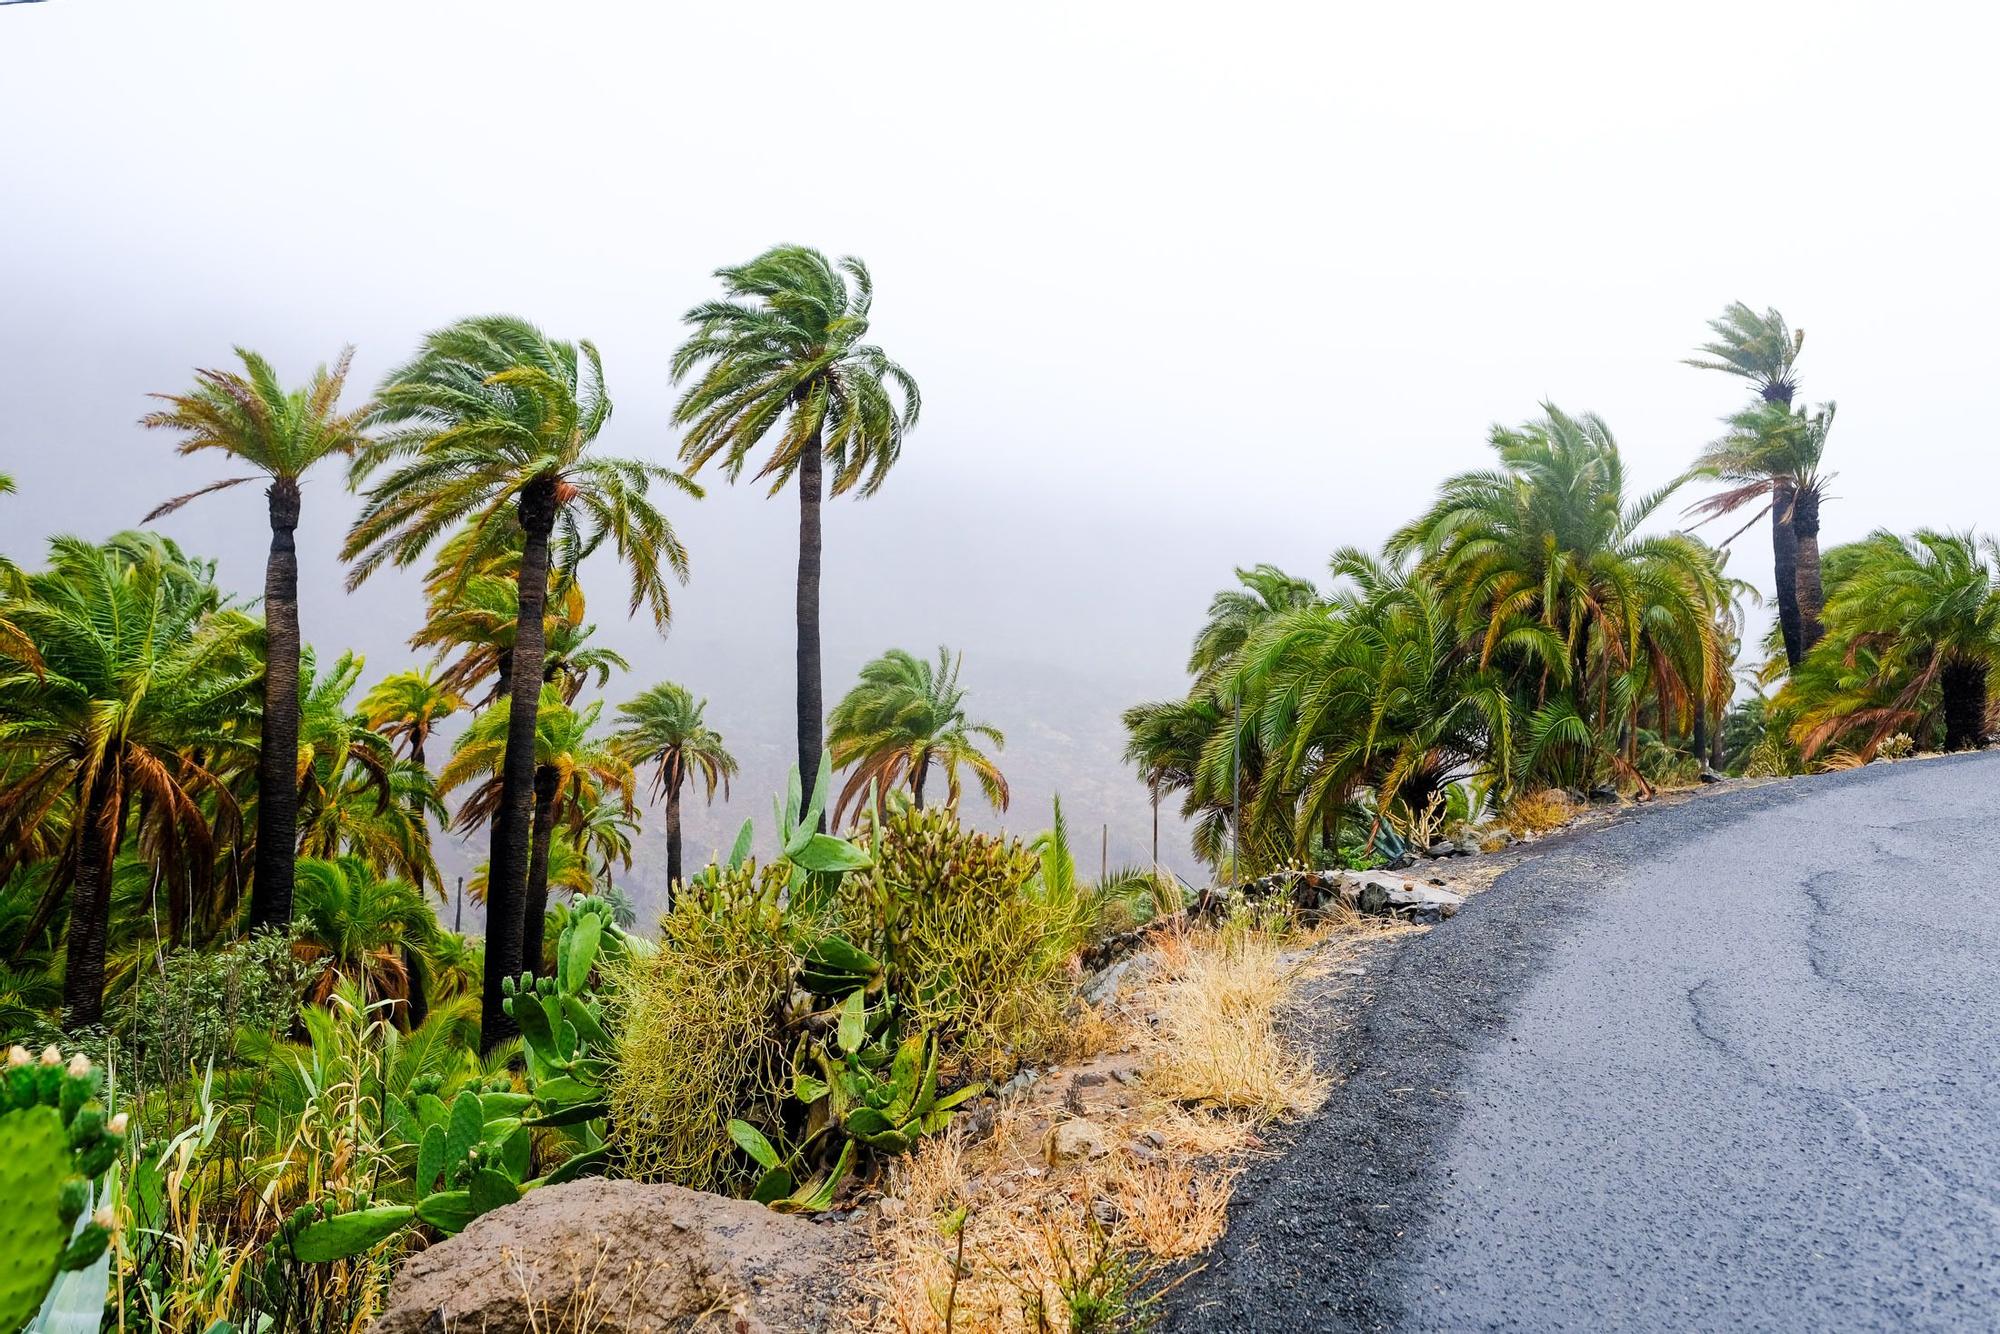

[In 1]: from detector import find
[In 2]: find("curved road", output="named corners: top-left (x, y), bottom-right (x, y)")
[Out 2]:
top-left (1166, 752), bottom-right (2000, 1332)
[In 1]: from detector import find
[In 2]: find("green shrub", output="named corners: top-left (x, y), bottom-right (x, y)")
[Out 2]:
top-left (116, 929), bottom-right (323, 1089)
top-left (604, 861), bottom-right (794, 1191)
top-left (870, 806), bottom-right (1091, 1076)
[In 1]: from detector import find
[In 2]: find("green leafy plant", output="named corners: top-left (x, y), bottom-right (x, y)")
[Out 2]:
top-left (0, 1045), bottom-right (127, 1334)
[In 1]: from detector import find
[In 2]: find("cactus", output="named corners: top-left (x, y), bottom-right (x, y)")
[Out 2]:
top-left (0, 1045), bottom-right (127, 1334)
top-left (291, 1087), bottom-right (537, 1263)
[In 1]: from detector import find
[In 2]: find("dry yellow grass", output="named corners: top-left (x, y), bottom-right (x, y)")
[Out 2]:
top-left (1500, 787), bottom-right (1575, 838)
top-left (859, 916), bottom-right (1337, 1333)
top-left (1104, 1155), bottom-right (1233, 1259)
top-left (1136, 924), bottom-right (1329, 1120)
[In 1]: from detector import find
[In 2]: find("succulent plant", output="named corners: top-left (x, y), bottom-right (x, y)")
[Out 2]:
top-left (0, 1045), bottom-right (127, 1334)
top-left (293, 901), bottom-right (626, 1265)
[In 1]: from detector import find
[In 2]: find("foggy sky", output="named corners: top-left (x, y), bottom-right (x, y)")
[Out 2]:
top-left (4, 1), bottom-right (1998, 903)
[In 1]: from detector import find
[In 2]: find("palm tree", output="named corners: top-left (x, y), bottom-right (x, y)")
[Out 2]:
top-left (1684, 303), bottom-right (1805, 405)
top-left (292, 855), bottom-right (441, 1027)
top-left (1789, 530), bottom-right (2000, 756)
top-left (410, 528), bottom-right (627, 707)
top-left (141, 348), bottom-right (371, 931)
top-left (611, 682), bottom-right (736, 894)
top-left (361, 668), bottom-right (463, 774)
top-left (1688, 400), bottom-right (1834, 666)
top-left (1684, 303), bottom-right (1821, 667)
top-left (440, 687), bottom-right (632, 978)
top-left (0, 535), bottom-right (258, 1024)
top-left (292, 651), bottom-right (445, 894)
top-left (1188, 565), bottom-right (1320, 688)
top-left (346, 316), bottom-right (696, 1048)
top-left (672, 247), bottom-right (920, 801)
top-left (826, 647), bottom-right (1008, 825)
top-left (1122, 694), bottom-right (1232, 866)
top-left (1388, 406), bottom-right (1731, 794)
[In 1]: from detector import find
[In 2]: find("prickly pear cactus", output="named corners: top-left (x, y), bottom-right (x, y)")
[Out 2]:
top-left (0, 1045), bottom-right (126, 1334)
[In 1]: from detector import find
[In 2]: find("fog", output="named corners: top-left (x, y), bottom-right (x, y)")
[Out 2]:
top-left (4, 1), bottom-right (1997, 906)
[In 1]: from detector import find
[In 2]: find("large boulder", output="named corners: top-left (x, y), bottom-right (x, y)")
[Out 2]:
top-left (372, 1178), bottom-right (856, 1334)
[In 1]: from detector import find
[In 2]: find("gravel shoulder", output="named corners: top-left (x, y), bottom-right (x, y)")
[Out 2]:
top-left (1162, 753), bottom-right (2000, 1333)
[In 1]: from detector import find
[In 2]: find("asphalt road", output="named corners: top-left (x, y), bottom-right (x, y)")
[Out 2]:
top-left (1165, 752), bottom-right (2000, 1333)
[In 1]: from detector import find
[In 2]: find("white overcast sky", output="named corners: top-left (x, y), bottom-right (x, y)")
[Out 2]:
top-left (3, 1), bottom-right (1997, 886)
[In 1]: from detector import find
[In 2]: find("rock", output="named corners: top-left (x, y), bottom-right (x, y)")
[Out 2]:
top-left (1424, 839), bottom-right (1454, 859)
top-left (1698, 767), bottom-right (1727, 785)
top-left (1386, 851), bottom-right (1418, 870)
top-left (372, 1178), bottom-right (854, 1334)
top-left (1588, 783), bottom-right (1620, 805)
top-left (1384, 885), bottom-right (1465, 924)
top-left (1082, 955), bottom-right (1153, 1007)
top-left (998, 1067), bottom-right (1040, 1098)
top-left (1139, 1129), bottom-right (1166, 1150)
top-left (1044, 1118), bottom-right (1111, 1166)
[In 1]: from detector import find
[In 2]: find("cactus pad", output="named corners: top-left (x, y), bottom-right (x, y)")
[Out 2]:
top-left (0, 1104), bottom-right (71, 1333)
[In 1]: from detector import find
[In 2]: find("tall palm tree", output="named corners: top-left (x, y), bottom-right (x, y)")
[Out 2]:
top-left (1684, 303), bottom-right (1804, 406)
top-left (346, 316), bottom-right (696, 1047)
top-left (826, 647), bottom-right (1008, 825)
top-left (611, 682), bottom-right (736, 894)
top-left (142, 347), bottom-right (371, 931)
top-left (1687, 400), bottom-right (1834, 666)
top-left (672, 247), bottom-right (920, 801)
top-left (0, 535), bottom-right (258, 1024)
top-left (1684, 303), bottom-right (1820, 667)
top-left (440, 687), bottom-right (632, 979)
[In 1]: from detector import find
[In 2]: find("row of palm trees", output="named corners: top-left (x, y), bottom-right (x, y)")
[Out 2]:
top-left (0, 245), bottom-right (923, 1042)
top-left (1125, 406), bottom-right (1743, 870)
top-left (1128, 301), bottom-right (1997, 873)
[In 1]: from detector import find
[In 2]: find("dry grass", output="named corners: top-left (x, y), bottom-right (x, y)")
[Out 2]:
top-left (1499, 787), bottom-right (1576, 838)
top-left (1136, 923), bottom-right (1328, 1120)
top-left (859, 915), bottom-right (1336, 1333)
top-left (1104, 1155), bottom-right (1233, 1259)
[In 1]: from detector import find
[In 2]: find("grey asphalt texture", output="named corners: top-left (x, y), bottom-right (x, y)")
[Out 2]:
top-left (1163, 752), bottom-right (2000, 1333)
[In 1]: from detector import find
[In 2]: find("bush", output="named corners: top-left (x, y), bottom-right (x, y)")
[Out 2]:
top-left (1500, 788), bottom-right (1573, 839)
top-left (604, 862), bottom-right (794, 1191)
top-left (116, 929), bottom-right (323, 1090)
top-left (869, 805), bottom-right (1091, 1076)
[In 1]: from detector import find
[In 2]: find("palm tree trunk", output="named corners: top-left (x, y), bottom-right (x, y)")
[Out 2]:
top-left (1691, 709), bottom-right (1709, 765)
top-left (249, 478), bottom-right (303, 931)
top-left (402, 947), bottom-right (429, 1030)
top-left (62, 766), bottom-right (119, 1027)
top-left (797, 432), bottom-right (824, 825)
top-left (1792, 485), bottom-right (1825, 655)
top-left (1942, 658), bottom-right (1988, 752)
top-left (1770, 478), bottom-right (1804, 669)
top-left (664, 776), bottom-right (683, 909)
top-left (911, 752), bottom-right (928, 809)
top-left (521, 763), bottom-right (559, 980)
top-left (479, 474), bottom-right (557, 1051)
